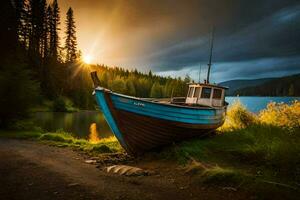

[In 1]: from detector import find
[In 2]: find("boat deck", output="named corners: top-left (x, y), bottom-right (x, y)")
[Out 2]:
top-left (142, 97), bottom-right (217, 108)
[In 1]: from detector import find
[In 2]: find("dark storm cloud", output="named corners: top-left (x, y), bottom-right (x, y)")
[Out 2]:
top-left (212, 56), bottom-right (300, 82)
top-left (60, 0), bottom-right (300, 80)
top-left (157, 56), bottom-right (300, 82)
top-left (147, 2), bottom-right (300, 71)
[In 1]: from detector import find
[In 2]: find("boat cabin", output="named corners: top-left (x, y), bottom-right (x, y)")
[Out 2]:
top-left (185, 83), bottom-right (227, 107)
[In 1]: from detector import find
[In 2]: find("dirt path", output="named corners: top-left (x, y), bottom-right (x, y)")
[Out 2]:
top-left (0, 139), bottom-right (247, 200)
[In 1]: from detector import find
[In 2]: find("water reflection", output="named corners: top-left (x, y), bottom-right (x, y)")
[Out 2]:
top-left (33, 111), bottom-right (113, 139)
top-left (89, 123), bottom-right (101, 143)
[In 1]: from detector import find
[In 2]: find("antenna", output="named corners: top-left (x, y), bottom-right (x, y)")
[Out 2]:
top-left (198, 64), bottom-right (202, 83)
top-left (207, 27), bottom-right (215, 83)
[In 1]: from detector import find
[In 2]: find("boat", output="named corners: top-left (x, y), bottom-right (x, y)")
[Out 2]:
top-left (91, 31), bottom-right (229, 155)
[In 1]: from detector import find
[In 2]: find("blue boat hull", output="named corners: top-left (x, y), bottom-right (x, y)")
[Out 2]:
top-left (94, 88), bottom-right (226, 154)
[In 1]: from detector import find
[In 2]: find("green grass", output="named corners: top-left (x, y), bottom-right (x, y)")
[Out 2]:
top-left (176, 125), bottom-right (300, 171)
top-left (0, 130), bottom-right (123, 154)
top-left (175, 125), bottom-right (299, 175)
top-left (169, 124), bottom-right (300, 199)
top-left (39, 131), bottom-right (123, 154)
top-left (167, 101), bottom-right (300, 198)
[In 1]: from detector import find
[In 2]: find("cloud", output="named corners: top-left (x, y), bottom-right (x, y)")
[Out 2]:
top-left (148, 4), bottom-right (300, 72)
top-left (60, 0), bottom-right (300, 80)
top-left (156, 56), bottom-right (300, 82)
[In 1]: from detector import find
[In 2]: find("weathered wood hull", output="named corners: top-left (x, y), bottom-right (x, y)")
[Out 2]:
top-left (94, 88), bottom-right (226, 155)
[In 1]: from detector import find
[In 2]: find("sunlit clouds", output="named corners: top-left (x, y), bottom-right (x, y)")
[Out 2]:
top-left (59, 0), bottom-right (300, 81)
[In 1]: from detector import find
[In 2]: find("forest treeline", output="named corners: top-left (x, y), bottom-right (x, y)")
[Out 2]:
top-left (234, 74), bottom-right (300, 96)
top-left (91, 65), bottom-right (191, 98)
top-left (0, 0), bottom-right (190, 127)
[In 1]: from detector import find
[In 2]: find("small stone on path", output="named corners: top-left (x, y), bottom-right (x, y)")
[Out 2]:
top-left (105, 165), bottom-right (150, 176)
top-left (85, 159), bottom-right (97, 164)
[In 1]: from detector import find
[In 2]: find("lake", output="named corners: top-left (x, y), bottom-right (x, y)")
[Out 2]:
top-left (33, 111), bottom-right (112, 139)
top-left (225, 96), bottom-right (300, 113)
top-left (33, 96), bottom-right (299, 138)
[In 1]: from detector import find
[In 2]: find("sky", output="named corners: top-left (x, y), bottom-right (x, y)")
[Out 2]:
top-left (58, 0), bottom-right (300, 82)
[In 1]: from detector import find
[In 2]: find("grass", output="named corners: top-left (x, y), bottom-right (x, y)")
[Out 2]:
top-left (199, 166), bottom-right (247, 186)
top-left (0, 129), bottom-right (123, 154)
top-left (40, 131), bottom-right (123, 154)
top-left (169, 100), bottom-right (300, 198)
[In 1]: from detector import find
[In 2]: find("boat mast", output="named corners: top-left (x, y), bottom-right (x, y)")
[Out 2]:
top-left (207, 27), bottom-right (215, 84)
top-left (198, 64), bottom-right (202, 83)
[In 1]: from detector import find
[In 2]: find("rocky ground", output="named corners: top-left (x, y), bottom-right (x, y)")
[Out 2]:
top-left (0, 139), bottom-right (252, 200)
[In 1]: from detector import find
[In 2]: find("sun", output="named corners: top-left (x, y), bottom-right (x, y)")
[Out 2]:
top-left (83, 54), bottom-right (93, 64)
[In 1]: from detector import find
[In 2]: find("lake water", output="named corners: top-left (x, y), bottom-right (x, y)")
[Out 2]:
top-left (33, 111), bottom-right (112, 139)
top-left (33, 97), bottom-right (299, 138)
top-left (225, 96), bottom-right (300, 113)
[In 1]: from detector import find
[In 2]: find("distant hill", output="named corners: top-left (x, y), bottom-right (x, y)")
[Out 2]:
top-left (233, 74), bottom-right (300, 96)
top-left (219, 78), bottom-right (275, 95)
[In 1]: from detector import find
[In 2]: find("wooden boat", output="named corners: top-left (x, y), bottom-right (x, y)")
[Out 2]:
top-left (91, 30), bottom-right (229, 155)
top-left (91, 73), bottom-right (228, 155)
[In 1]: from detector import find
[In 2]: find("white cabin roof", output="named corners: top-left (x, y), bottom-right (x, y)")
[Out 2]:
top-left (188, 83), bottom-right (228, 90)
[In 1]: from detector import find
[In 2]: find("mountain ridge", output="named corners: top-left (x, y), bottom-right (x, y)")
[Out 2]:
top-left (218, 73), bottom-right (300, 96)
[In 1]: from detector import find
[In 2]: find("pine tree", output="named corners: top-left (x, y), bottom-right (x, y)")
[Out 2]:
top-left (0, 0), bottom-right (18, 62)
top-left (150, 82), bottom-right (163, 98)
top-left (64, 7), bottom-right (77, 63)
top-left (18, 0), bottom-right (31, 49)
top-left (43, 5), bottom-right (52, 59)
top-left (15, 0), bottom-right (25, 46)
top-left (39, 0), bottom-right (47, 57)
top-left (49, 0), bottom-right (60, 61)
top-left (126, 78), bottom-right (136, 96)
top-left (28, 0), bottom-right (46, 57)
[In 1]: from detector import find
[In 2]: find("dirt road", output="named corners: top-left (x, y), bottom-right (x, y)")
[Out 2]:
top-left (0, 139), bottom-right (246, 200)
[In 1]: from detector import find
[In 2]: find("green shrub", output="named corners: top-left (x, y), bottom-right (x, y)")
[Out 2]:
top-left (219, 100), bottom-right (256, 131)
top-left (53, 97), bottom-right (67, 112)
top-left (259, 101), bottom-right (300, 132)
top-left (0, 62), bottom-right (39, 127)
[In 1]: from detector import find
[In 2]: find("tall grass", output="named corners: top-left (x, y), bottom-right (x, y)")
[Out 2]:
top-left (259, 100), bottom-right (300, 132)
top-left (175, 100), bottom-right (300, 186)
top-left (218, 100), bottom-right (256, 131)
top-left (219, 100), bottom-right (300, 133)
top-left (0, 129), bottom-right (123, 154)
top-left (39, 130), bottom-right (122, 153)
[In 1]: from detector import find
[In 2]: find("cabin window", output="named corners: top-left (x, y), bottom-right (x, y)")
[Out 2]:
top-left (187, 87), bottom-right (194, 98)
top-left (193, 87), bottom-right (201, 98)
top-left (201, 87), bottom-right (211, 98)
top-left (213, 89), bottom-right (222, 99)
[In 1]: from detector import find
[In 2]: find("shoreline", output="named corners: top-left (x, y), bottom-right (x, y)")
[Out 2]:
top-left (1, 101), bottom-right (299, 199)
top-left (0, 138), bottom-right (250, 200)
top-left (0, 133), bottom-right (298, 200)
